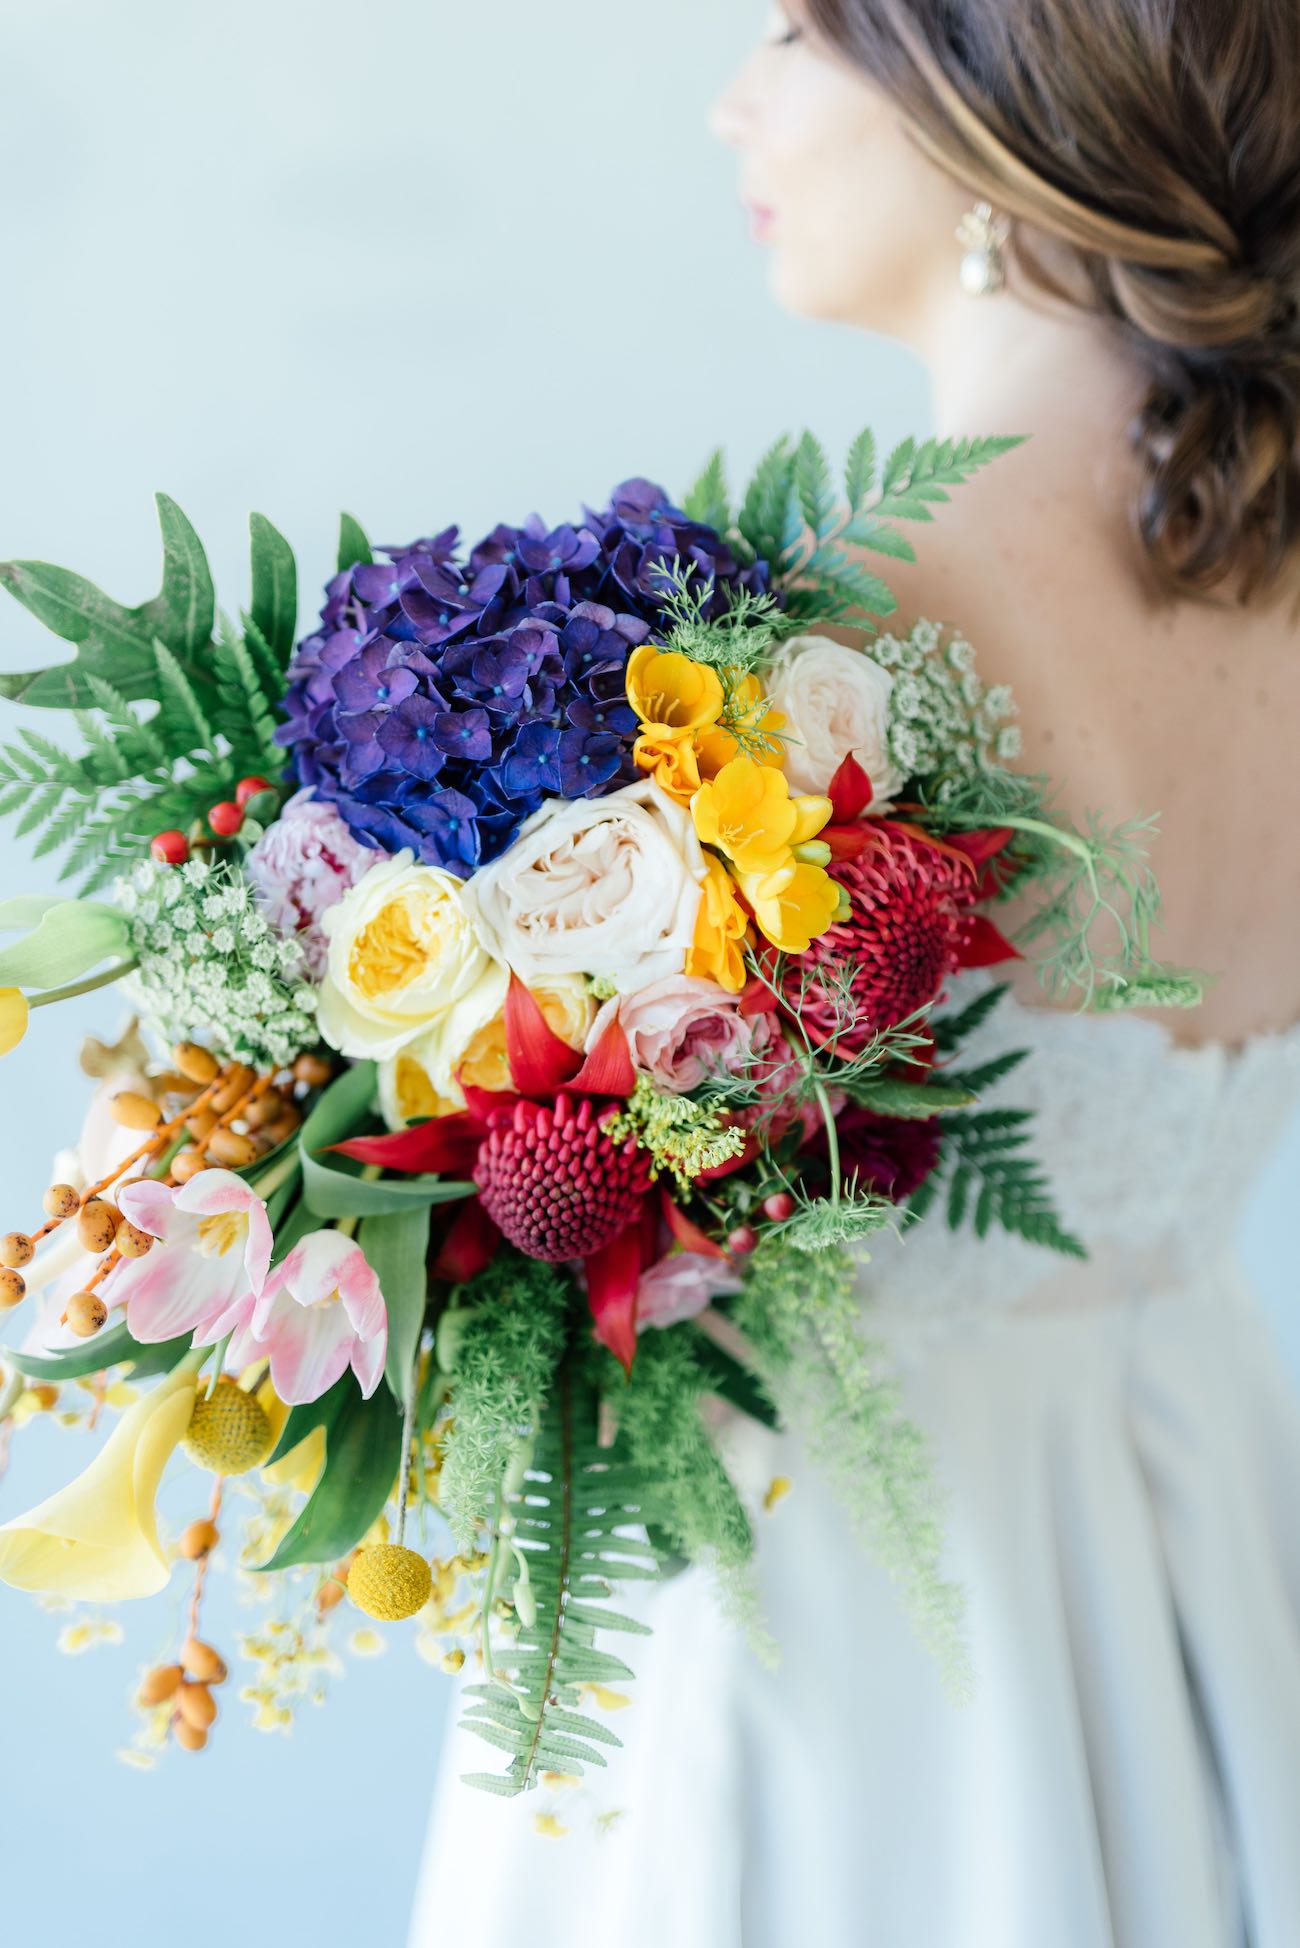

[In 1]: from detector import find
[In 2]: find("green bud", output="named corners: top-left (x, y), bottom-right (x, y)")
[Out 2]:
top-left (792, 841), bottom-right (832, 868)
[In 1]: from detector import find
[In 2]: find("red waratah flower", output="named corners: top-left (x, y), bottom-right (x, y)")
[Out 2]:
top-left (328, 976), bottom-right (707, 1372)
top-left (785, 754), bottom-right (1019, 1055)
top-left (473, 1092), bottom-right (652, 1261)
top-left (811, 1102), bottom-right (943, 1203)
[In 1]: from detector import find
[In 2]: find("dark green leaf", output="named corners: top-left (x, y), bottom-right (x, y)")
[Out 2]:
top-left (138, 495), bottom-right (215, 657)
top-left (5, 1325), bottom-right (194, 1382)
top-left (337, 513), bottom-right (373, 574)
top-left (359, 1206), bottom-right (432, 1403)
top-left (257, 1382), bottom-right (402, 1570)
top-left (248, 513), bottom-right (298, 667)
top-left (267, 1368), bottom-right (353, 1465)
top-left (853, 1077), bottom-right (976, 1120)
top-left (682, 1327), bottom-right (779, 1429)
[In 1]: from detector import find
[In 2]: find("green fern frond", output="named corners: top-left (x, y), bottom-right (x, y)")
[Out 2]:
top-left (872, 435), bottom-right (1023, 524)
top-left (922, 1109), bottom-right (1087, 1258)
top-left (682, 448), bottom-right (731, 536)
top-left (459, 1360), bottom-right (668, 1797)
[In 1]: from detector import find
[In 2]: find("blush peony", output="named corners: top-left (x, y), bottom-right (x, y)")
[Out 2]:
top-left (246, 789), bottom-right (379, 977)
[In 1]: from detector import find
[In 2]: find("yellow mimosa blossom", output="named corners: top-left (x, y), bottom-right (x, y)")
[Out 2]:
top-left (0, 1356), bottom-right (202, 1602)
top-left (736, 859), bottom-right (842, 956)
top-left (0, 987), bottom-right (29, 1057)
top-left (632, 728), bottom-right (703, 804)
top-left (626, 645), bottom-right (724, 737)
top-left (691, 755), bottom-right (833, 876)
top-left (695, 674), bottom-right (786, 779)
top-left (685, 854), bottom-right (751, 993)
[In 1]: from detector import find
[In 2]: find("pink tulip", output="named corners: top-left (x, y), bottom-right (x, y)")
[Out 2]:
top-left (228, 1231), bottom-right (387, 1406)
top-left (109, 1170), bottom-right (273, 1345)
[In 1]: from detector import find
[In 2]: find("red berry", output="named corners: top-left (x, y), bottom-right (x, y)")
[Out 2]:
top-left (763, 1192), bottom-right (796, 1223)
top-left (149, 830), bottom-right (189, 866)
top-left (727, 1225), bottom-right (758, 1256)
top-left (208, 802), bottom-right (244, 838)
top-left (235, 775), bottom-right (272, 809)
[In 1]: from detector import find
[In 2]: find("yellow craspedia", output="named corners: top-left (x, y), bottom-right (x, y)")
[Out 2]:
top-left (347, 1544), bottom-right (433, 1622)
top-left (182, 1378), bottom-right (276, 1476)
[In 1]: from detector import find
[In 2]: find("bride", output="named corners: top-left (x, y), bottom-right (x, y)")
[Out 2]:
top-left (410, 3), bottom-right (1300, 1942)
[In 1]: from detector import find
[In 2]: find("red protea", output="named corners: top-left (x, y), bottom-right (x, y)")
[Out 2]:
top-left (791, 821), bottom-right (980, 1053)
top-left (473, 1091), bottom-right (653, 1263)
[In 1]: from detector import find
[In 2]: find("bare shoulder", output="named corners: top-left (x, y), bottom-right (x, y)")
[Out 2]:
top-left (833, 505), bottom-right (1300, 1040)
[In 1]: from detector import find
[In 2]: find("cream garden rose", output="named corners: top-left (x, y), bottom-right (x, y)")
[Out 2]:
top-left (317, 852), bottom-right (502, 1061)
top-left (764, 633), bottom-right (906, 809)
top-left (464, 779), bottom-right (708, 991)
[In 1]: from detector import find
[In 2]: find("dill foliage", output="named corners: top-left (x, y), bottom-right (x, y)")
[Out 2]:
top-left (733, 1240), bottom-right (972, 1698)
top-left (438, 1252), bottom-right (569, 1553)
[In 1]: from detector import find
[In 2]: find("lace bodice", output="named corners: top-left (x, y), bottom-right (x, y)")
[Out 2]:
top-left (859, 973), bottom-right (1300, 1328)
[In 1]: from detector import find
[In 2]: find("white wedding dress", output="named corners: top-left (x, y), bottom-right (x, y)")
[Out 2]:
top-left (409, 976), bottom-right (1300, 1948)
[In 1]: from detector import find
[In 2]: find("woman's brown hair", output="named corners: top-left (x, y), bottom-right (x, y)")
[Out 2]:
top-left (802, 0), bottom-right (1300, 604)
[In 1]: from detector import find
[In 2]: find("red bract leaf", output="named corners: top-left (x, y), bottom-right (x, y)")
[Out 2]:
top-left (661, 1185), bottom-right (726, 1258)
top-left (828, 751), bottom-right (874, 822)
top-left (824, 824), bottom-right (872, 864)
top-left (459, 1082), bottom-right (516, 1128)
top-left (944, 826), bottom-right (1014, 871)
top-left (432, 1199), bottom-right (501, 1283)
top-left (959, 914), bottom-right (1022, 967)
top-left (739, 978), bottom-right (780, 1020)
top-left (329, 1113), bottom-right (483, 1176)
top-left (584, 1221), bottom-right (646, 1377)
top-left (568, 1018), bottom-right (637, 1099)
top-left (504, 975), bottom-right (582, 1097)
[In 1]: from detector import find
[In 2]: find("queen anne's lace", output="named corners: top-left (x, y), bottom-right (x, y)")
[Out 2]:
top-left (858, 971), bottom-right (1300, 1329)
top-left (115, 858), bottom-right (318, 1070)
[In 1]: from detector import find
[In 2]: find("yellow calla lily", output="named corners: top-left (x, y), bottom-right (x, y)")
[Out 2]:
top-left (0, 988), bottom-right (29, 1057)
top-left (0, 1355), bottom-right (203, 1602)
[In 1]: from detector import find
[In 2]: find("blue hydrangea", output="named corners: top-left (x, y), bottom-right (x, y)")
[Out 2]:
top-left (276, 481), bottom-right (774, 874)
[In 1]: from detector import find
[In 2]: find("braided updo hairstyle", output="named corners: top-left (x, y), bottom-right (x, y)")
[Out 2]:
top-left (803, 0), bottom-right (1300, 603)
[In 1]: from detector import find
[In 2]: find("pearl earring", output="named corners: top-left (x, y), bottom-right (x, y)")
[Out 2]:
top-left (956, 202), bottom-right (1010, 296)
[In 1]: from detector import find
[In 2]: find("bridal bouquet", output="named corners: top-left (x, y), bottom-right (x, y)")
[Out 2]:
top-left (0, 431), bottom-right (1199, 1788)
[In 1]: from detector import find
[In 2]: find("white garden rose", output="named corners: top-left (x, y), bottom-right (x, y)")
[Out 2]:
top-left (464, 780), bottom-right (708, 991)
top-left (764, 633), bottom-right (906, 808)
top-left (317, 851), bottom-right (503, 1061)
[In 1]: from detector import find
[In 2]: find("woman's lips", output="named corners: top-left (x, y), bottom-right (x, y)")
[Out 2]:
top-left (744, 200), bottom-right (776, 240)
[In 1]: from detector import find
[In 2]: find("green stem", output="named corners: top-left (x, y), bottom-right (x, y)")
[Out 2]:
top-left (334, 1164), bottom-right (382, 1240)
top-left (27, 960), bottom-right (140, 1010)
top-left (0, 1365), bottom-right (24, 1427)
top-left (394, 1350), bottom-right (420, 1549)
top-left (250, 1148), bottom-right (302, 1201)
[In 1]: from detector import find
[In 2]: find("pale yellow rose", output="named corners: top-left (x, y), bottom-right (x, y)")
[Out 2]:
top-left (0, 1355), bottom-right (203, 1602)
top-left (376, 960), bottom-right (509, 1126)
top-left (378, 973), bottom-right (594, 1124)
top-left (317, 851), bottom-right (503, 1061)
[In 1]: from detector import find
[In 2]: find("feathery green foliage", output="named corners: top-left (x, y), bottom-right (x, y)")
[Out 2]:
top-left (734, 1240), bottom-right (971, 1696)
top-left (460, 1359), bottom-right (668, 1797)
top-left (438, 1253), bottom-right (570, 1553)
top-left (596, 1331), bottom-right (767, 1649)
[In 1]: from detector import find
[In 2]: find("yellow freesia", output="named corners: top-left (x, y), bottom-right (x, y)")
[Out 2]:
top-left (736, 859), bottom-right (842, 956)
top-left (0, 988), bottom-right (29, 1057)
top-left (695, 675), bottom-right (785, 779)
top-left (625, 646), bottom-right (724, 738)
top-left (691, 755), bottom-right (833, 876)
top-left (685, 854), bottom-right (751, 993)
top-left (0, 1356), bottom-right (203, 1602)
top-left (632, 729), bottom-right (703, 805)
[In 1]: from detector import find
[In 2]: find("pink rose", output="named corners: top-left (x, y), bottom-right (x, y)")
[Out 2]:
top-left (246, 789), bottom-right (380, 977)
top-left (587, 975), bottom-right (769, 1092)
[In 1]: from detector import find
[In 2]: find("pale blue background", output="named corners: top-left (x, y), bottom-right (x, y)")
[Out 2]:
top-left (0, 3), bottom-right (1295, 1941)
